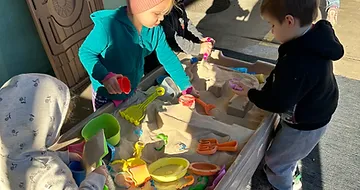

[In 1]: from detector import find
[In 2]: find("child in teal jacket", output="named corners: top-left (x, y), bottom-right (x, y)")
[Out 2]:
top-left (79, 0), bottom-right (198, 110)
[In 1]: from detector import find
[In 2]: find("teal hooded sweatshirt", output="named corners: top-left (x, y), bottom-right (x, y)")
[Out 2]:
top-left (79, 6), bottom-right (191, 101)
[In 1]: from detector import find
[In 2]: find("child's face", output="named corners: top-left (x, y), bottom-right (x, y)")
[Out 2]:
top-left (134, 0), bottom-right (173, 28)
top-left (262, 12), bottom-right (299, 44)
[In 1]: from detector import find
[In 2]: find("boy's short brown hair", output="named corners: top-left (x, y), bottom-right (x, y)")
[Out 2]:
top-left (260, 0), bottom-right (319, 26)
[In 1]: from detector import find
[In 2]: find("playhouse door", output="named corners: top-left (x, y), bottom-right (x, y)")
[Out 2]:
top-left (26, 0), bottom-right (103, 89)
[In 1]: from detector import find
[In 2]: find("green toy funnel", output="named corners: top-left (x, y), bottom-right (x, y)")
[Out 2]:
top-left (82, 113), bottom-right (121, 146)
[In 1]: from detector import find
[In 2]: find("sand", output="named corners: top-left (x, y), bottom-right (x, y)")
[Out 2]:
top-left (110, 61), bottom-right (267, 189)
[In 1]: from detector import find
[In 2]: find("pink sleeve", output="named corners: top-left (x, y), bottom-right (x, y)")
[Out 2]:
top-left (182, 86), bottom-right (193, 95)
top-left (101, 72), bottom-right (116, 83)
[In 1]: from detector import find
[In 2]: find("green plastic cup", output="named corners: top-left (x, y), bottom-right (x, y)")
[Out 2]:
top-left (81, 113), bottom-right (121, 146)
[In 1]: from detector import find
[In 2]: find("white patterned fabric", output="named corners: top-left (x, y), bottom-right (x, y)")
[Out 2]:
top-left (0, 74), bottom-right (105, 190)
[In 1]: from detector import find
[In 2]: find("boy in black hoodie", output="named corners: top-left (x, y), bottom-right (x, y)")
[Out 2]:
top-left (144, 0), bottom-right (213, 74)
top-left (235, 0), bottom-right (344, 189)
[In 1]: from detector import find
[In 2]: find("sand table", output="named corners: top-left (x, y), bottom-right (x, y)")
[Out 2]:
top-left (187, 61), bottom-right (267, 129)
top-left (110, 62), bottom-right (268, 189)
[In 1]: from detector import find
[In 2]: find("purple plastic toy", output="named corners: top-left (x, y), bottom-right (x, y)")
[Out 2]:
top-left (206, 165), bottom-right (226, 190)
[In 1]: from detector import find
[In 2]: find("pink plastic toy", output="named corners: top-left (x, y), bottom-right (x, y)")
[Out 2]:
top-left (68, 141), bottom-right (85, 156)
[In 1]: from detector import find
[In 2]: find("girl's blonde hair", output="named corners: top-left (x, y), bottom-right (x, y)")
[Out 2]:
top-left (169, 0), bottom-right (184, 15)
top-left (163, 0), bottom-right (177, 15)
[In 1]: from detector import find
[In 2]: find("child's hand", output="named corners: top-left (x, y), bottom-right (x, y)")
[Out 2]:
top-left (200, 42), bottom-right (213, 55)
top-left (103, 74), bottom-right (123, 94)
top-left (93, 165), bottom-right (109, 178)
top-left (69, 152), bottom-right (82, 162)
top-left (190, 87), bottom-right (200, 98)
top-left (201, 37), bottom-right (215, 45)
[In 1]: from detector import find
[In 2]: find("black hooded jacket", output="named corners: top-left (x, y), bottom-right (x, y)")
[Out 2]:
top-left (248, 20), bottom-right (344, 130)
top-left (160, 0), bottom-right (203, 55)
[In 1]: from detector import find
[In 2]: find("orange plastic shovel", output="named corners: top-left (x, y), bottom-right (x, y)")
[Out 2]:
top-left (195, 98), bottom-right (216, 115)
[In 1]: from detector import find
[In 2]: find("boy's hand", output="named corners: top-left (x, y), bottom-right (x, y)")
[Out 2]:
top-left (103, 74), bottom-right (123, 94)
top-left (69, 152), bottom-right (82, 162)
top-left (200, 42), bottom-right (213, 55)
top-left (93, 165), bottom-right (109, 178)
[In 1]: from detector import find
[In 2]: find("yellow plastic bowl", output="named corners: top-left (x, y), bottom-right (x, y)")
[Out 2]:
top-left (148, 157), bottom-right (190, 182)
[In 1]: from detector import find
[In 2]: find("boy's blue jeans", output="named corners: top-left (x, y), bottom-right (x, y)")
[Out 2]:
top-left (326, 0), bottom-right (340, 10)
top-left (264, 120), bottom-right (328, 190)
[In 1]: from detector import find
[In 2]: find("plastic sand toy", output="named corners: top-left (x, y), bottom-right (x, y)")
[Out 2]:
top-left (154, 133), bottom-right (168, 151)
top-left (159, 77), bottom-right (181, 99)
top-left (153, 175), bottom-right (195, 189)
top-left (190, 57), bottom-right (199, 65)
top-left (196, 138), bottom-right (238, 155)
top-left (114, 172), bottom-right (135, 188)
top-left (111, 142), bottom-right (146, 172)
top-left (254, 74), bottom-right (265, 83)
top-left (231, 67), bottom-right (248, 73)
top-left (189, 162), bottom-right (220, 176)
top-left (120, 86), bottom-right (165, 125)
top-left (68, 141), bottom-right (85, 156)
top-left (179, 94), bottom-right (196, 108)
top-left (189, 176), bottom-right (209, 190)
top-left (148, 157), bottom-right (190, 183)
top-left (117, 76), bottom-right (131, 94)
top-left (134, 128), bottom-right (143, 137)
top-left (111, 142), bottom-right (151, 186)
top-left (195, 98), bottom-right (216, 115)
top-left (103, 143), bottom-right (116, 164)
top-left (228, 78), bottom-right (244, 92)
top-left (81, 113), bottom-right (121, 146)
top-left (156, 133), bottom-right (168, 144)
top-left (228, 77), bottom-right (260, 96)
top-left (207, 165), bottom-right (226, 190)
top-left (177, 142), bottom-right (187, 151)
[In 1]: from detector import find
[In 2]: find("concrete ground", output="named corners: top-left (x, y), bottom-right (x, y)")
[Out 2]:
top-left (65, 0), bottom-right (360, 189)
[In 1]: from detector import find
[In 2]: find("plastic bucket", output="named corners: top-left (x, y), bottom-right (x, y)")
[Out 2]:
top-left (68, 141), bottom-right (85, 156)
top-left (81, 113), bottom-right (121, 146)
top-left (69, 161), bottom-right (86, 186)
top-left (117, 76), bottom-right (131, 94)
